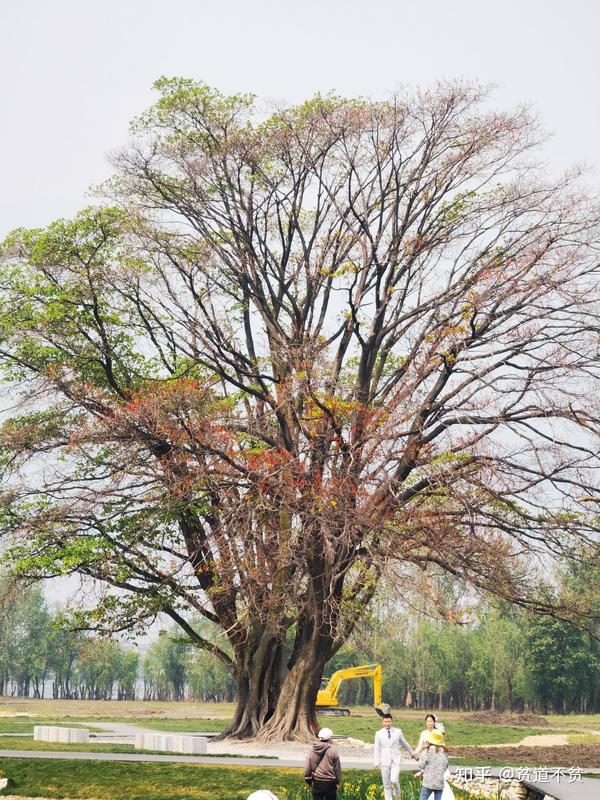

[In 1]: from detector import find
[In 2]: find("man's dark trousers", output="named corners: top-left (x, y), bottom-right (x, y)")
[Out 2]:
top-left (311, 778), bottom-right (337, 800)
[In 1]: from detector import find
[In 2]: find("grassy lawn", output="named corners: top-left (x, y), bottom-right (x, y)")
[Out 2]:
top-left (2, 698), bottom-right (598, 724)
top-left (0, 758), bottom-right (300, 800)
top-left (0, 736), bottom-right (275, 758)
top-left (450, 756), bottom-right (552, 767)
top-left (0, 734), bottom-right (585, 768)
top-left (315, 716), bottom-right (558, 746)
top-left (568, 733), bottom-right (600, 744)
top-left (120, 717), bottom-right (229, 733)
top-left (0, 712), bottom-right (554, 747)
top-left (0, 700), bottom-right (596, 750)
top-left (546, 714), bottom-right (600, 731)
top-left (0, 758), bottom-right (485, 800)
top-left (0, 758), bottom-right (421, 800)
top-left (131, 714), bottom-right (555, 747)
top-left (0, 736), bottom-right (138, 753)
top-left (0, 718), bottom-right (103, 734)
top-left (0, 699), bottom-right (236, 719)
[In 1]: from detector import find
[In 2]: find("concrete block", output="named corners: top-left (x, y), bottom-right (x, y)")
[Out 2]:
top-left (72, 727), bottom-right (88, 743)
top-left (33, 725), bottom-right (89, 744)
top-left (57, 727), bottom-right (70, 743)
top-left (134, 732), bottom-right (207, 754)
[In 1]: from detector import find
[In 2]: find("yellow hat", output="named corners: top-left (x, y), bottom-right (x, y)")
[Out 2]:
top-left (426, 730), bottom-right (444, 747)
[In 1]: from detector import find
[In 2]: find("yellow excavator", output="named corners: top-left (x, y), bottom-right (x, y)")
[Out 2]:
top-left (316, 663), bottom-right (391, 717)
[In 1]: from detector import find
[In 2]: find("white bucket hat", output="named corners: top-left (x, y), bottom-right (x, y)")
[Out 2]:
top-left (318, 727), bottom-right (333, 740)
top-left (246, 792), bottom-right (279, 800)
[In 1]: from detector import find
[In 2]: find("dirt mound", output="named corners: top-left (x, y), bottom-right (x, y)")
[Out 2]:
top-left (465, 711), bottom-right (550, 727)
top-left (453, 743), bottom-right (600, 768)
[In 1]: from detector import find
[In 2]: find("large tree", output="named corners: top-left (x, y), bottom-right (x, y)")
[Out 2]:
top-left (1, 79), bottom-right (600, 739)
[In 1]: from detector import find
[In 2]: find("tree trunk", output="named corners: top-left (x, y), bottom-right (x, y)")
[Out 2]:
top-left (219, 558), bottom-right (357, 741)
top-left (217, 631), bottom-right (287, 739)
top-left (257, 644), bottom-right (329, 742)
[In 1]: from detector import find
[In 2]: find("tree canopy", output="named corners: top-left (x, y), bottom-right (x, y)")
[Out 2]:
top-left (1, 78), bottom-right (600, 739)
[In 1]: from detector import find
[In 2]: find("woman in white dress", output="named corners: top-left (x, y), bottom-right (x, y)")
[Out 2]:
top-left (414, 714), bottom-right (445, 757)
top-left (413, 714), bottom-right (453, 799)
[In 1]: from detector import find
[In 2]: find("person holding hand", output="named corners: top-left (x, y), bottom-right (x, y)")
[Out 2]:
top-left (415, 729), bottom-right (449, 800)
top-left (373, 713), bottom-right (415, 800)
top-left (413, 714), bottom-right (445, 757)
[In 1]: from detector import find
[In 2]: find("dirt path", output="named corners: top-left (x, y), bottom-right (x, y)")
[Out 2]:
top-left (518, 733), bottom-right (569, 746)
top-left (476, 732), bottom-right (570, 748)
top-left (83, 720), bottom-right (374, 761)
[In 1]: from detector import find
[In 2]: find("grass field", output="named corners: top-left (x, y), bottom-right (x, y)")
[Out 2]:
top-left (0, 699), bottom-right (597, 798)
top-left (0, 736), bottom-right (275, 758)
top-left (0, 758), bottom-right (431, 800)
top-left (0, 735), bottom-right (577, 767)
top-left (0, 698), bottom-right (580, 748)
top-left (125, 714), bottom-right (556, 747)
top-left (0, 699), bottom-right (236, 719)
top-left (0, 736), bottom-right (138, 753)
top-left (1, 697), bottom-right (597, 726)
top-left (0, 714), bottom-right (557, 748)
top-left (0, 719), bottom-right (104, 734)
top-left (568, 733), bottom-right (600, 745)
top-left (0, 758), bottom-right (305, 800)
top-left (127, 717), bottom-right (230, 733)
top-left (0, 698), bottom-right (598, 752)
top-left (546, 713), bottom-right (600, 731)
top-left (0, 737), bottom-right (583, 768)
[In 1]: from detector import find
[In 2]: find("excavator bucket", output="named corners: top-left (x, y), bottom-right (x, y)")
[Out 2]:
top-left (375, 703), bottom-right (391, 718)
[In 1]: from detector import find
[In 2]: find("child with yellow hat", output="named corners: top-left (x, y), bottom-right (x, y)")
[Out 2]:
top-left (415, 729), bottom-right (449, 800)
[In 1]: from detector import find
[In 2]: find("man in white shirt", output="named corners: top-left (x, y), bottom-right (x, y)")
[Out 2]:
top-left (373, 713), bottom-right (415, 800)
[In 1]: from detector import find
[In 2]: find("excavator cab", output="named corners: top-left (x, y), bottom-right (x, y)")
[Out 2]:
top-left (316, 663), bottom-right (391, 717)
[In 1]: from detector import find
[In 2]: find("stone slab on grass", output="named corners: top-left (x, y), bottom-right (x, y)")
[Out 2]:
top-left (134, 732), bottom-right (208, 754)
top-left (33, 726), bottom-right (90, 744)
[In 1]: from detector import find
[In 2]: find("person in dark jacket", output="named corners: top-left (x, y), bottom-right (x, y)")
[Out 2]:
top-left (304, 727), bottom-right (342, 800)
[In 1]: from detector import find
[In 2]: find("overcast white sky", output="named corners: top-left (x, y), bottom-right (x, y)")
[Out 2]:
top-left (1, 0), bottom-right (599, 620)
top-left (1, 0), bottom-right (599, 241)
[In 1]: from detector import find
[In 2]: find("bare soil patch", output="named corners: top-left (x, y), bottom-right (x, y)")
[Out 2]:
top-left (464, 711), bottom-right (550, 727)
top-left (518, 734), bottom-right (568, 746)
top-left (0, 697), bottom-right (235, 720)
top-left (453, 743), bottom-right (600, 768)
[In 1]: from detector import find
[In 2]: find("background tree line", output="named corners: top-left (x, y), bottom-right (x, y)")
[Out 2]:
top-left (0, 579), bottom-right (234, 702)
top-left (326, 603), bottom-right (600, 714)
top-left (322, 556), bottom-right (600, 715)
top-left (0, 581), bottom-right (138, 700)
top-left (1, 576), bottom-right (598, 712)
